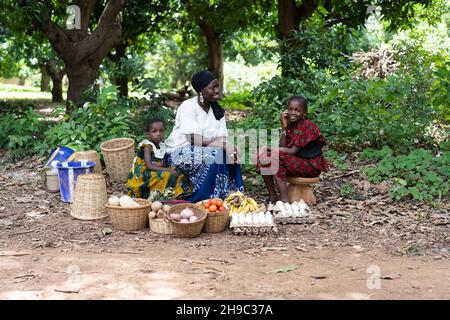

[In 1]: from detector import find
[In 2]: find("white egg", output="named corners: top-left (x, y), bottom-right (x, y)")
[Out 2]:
top-left (265, 211), bottom-right (273, 224)
top-left (252, 212), bottom-right (259, 225)
top-left (284, 203), bottom-right (292, 210)
top-left (238, 213), bottom-right (246, 224)
top-left (231, 213), bottom-right (239, 227)
top-left (276, 200), bottom-right (284, 207)
top-left (258, 212), bottom-right (266, 223)
top-left (245, 214), bottom-right (253, 225)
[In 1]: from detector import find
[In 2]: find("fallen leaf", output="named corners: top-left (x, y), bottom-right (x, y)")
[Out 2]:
top-left (101, 228), bottom-right (112, 236)
top-left (54, 288), bottom-right (79, 294)
top-left (271, 265), bottom-right (297, 273)
top-left (381, 273), bottom-right (401, 280)
top-left (262, 247), bottom-right (288, 252)
top-left (311, 275), bottom-right (327, 279)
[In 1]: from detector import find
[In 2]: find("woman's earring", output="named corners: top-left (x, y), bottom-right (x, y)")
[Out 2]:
top-left (199, 92), bottom-right (204, 104)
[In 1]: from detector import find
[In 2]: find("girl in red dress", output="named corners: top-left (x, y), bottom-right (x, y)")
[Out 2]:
top-left (257, 96), bottom-right (329, 203)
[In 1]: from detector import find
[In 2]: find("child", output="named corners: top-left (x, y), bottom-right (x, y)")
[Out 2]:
top-left (257, 96), bottom-right (329, 203)
top-left (126, 119), bottom-right (192, 199)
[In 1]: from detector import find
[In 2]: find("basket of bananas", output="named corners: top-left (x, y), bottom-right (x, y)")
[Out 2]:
top-left (224, 192), bottom-right (262, 215)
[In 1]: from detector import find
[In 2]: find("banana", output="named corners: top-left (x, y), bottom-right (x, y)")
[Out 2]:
top-left (247, 198), bottom-right (258, 211)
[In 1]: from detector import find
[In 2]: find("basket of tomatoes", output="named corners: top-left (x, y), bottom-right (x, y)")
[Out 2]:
top-left (197, 198), bottom-right (230, 233)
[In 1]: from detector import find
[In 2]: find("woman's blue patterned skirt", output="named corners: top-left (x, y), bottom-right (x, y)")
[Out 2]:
top-left (168, 145), bottom-right (244, 202)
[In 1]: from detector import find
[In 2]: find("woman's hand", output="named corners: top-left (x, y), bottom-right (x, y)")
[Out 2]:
top-left (281, 111), bottom-right (289, 129)
top-left (225, 143), bottom-right (241, 164)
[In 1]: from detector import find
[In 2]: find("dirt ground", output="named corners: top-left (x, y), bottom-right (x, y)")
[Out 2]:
top-left (0, 153), bottom-right (449, 300)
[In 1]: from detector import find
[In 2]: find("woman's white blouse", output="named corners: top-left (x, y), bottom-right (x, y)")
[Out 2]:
top-left (165, 96), bottom-right (228, 153)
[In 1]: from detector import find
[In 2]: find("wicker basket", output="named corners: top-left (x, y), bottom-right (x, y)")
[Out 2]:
top-left (166, 204), bottom-right (207, 238)
top-left (196, 199), bottom-right (230, 233)
top-left (73, 150), bottom-right (103, 174)
top-left (106, 198), bottom-right (150, 231)
top-left (71, 174), bottom-right (108, 220)
top-left (100, 138), bottom-right (135, 183)
top-left (149, 217), bottom-right (173, 234)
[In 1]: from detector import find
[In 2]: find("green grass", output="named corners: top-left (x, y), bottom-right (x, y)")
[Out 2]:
top-left (0, 84), bottom-right (62, 101)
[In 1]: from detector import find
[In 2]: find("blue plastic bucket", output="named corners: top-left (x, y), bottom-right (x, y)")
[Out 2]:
top-left (44, 146), bottom-right (76, 168)
top-left (57, 161), bottom-right (95, 203)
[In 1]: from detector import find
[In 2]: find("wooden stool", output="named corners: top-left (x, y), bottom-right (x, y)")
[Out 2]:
top-left (287, 177), bottom-right (321, 205)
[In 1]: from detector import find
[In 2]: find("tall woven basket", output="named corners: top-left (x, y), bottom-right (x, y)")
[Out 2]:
top-left (167, 204), bottom-right (207, 238)
top-left (71, 173), bottom-right (108, 220)
top-left (106, 198), bottom-right (150, 231)
top-left (100, 138), bottom-right (135, 183)
top-left (73, 150), bottom-right (103, 174)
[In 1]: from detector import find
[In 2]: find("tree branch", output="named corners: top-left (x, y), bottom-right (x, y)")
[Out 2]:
top-left (73, 0), bottom-right (97, 33)
top-left (41, 19), bottom-right (74, 62)
top-left (77, 0), bottom-right (124, 60)
top-left (91, 24), bottom-right (123, 66)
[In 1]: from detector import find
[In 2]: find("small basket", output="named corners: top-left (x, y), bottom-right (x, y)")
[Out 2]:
top-left (196, 199), bottom-right (230, 233)
top-left (166, 204), bottom-right (207, 238)
top-left (71, 173), bottom-right (108, 220)
top-left (106, 198), bottom-right (150, 231)
top-left (149, 217), bottom-right (173, 234)
top-left (100, 138), bottom-right (135, 183)
top-left (73, 150), bottom-right (103, 174)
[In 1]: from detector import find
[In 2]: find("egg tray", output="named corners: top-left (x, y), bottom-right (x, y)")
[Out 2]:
top-left (274, 216), bottom-right (315, 225)
top-left (230, 224), bottom-right (278, 236)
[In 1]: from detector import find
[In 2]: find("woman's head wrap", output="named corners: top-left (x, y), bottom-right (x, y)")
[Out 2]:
top-left (191, 70), bottom-right (225, 121)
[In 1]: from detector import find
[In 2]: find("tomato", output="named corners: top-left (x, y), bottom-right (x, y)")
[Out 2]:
top-left (209, 205), bottom-right (217, 212)
top-left (204, 203), bottom-right (210, 209)
top-left (218, 205), bottom-right (225, 211)
top-left (207, 199), bottom-right (213, 205)
top-left (215, 200), bottom-right (223, 206)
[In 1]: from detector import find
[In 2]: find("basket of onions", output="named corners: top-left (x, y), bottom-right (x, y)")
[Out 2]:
top-left (166, 204), bottom-right (207, 238)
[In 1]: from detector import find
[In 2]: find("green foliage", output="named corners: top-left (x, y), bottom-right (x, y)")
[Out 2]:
top-left (244, 9), bottom-right (449, 152)
top-left (221, 91), bottom-right (253, 110)
top-left (44, 86), bottom-right (138, 153)
top-left (361, 147), bottom-right (449, 202)
top-left (340, 183), bottom-right (354, 198)
top-left (0, 107), bottom-right (47, 159)
top-left (325, 150), bottom-right (349, 171)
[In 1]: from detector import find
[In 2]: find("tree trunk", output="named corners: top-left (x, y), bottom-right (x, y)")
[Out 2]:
top-left (30, 0), bottom-right (124, 113)
top-left (45, 60), bottom-right (65, 103)
top-left (277, 0), bottom-right (318, 75)
top-left (109, 43), bottom-right (128, 97)
top-left (40, 65), bottom-right (51, 92)
top-left (51, 77), bottom-right (63, 102)
top-left (66, 61), bottom-right (100, 113)
top-left (199, 21), bottom-right (224, 94)
top-left (278, 0), bottom-right (300, 40)
top-left (115, 76), bottom-right (128, 97)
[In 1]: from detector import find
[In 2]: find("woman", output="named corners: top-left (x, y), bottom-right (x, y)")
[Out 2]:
top-left (165, 70), bottom-right (244, 202)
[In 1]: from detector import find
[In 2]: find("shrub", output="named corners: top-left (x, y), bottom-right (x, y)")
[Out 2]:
top-left (361, 147), bottom-right (449, 201)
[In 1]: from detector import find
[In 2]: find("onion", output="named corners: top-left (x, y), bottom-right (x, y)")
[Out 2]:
top-left (180, 208), bottom-right (194, 219)
top-left (189, 216), bottom-right (198, 223)
top-left (180, 219), bottom-right (189, 223)
top-left (151, 201), bottom-right (163, 212)
top-left (170, 213), bottom-right (181, 221)
top-left (162, 205), bottom-right (171, 213)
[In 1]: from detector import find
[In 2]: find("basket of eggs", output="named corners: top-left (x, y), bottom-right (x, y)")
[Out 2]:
top-left (166, 204), bottom-right (207, 238)
top-left (197, 198), bottom-right (230, 233)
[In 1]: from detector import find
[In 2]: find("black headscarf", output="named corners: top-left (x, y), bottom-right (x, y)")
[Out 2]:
top-left (191, 70), bottom-right (225, 120)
